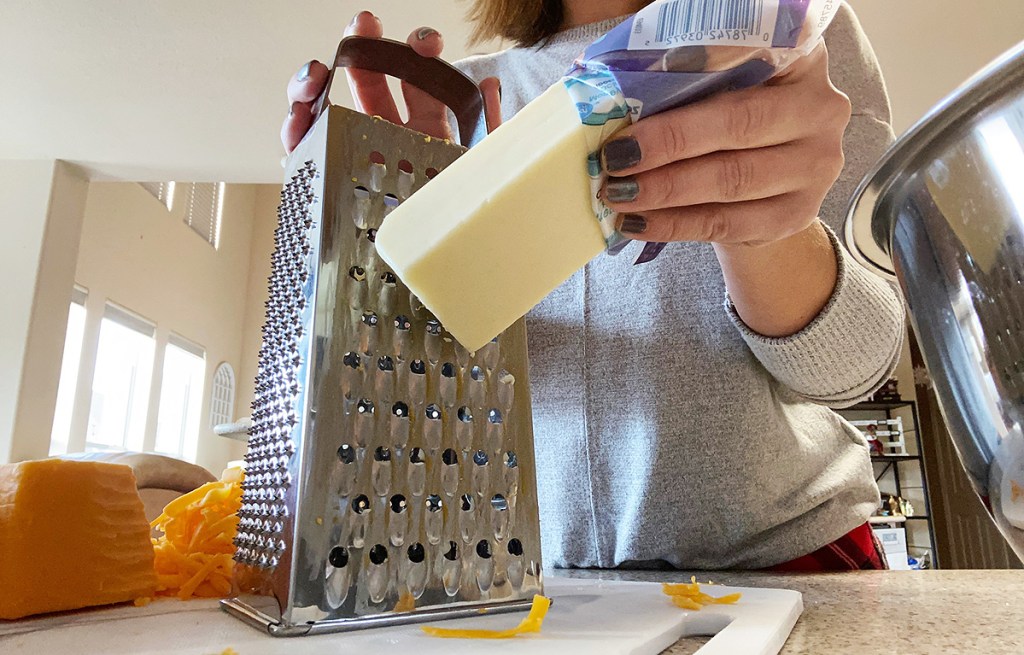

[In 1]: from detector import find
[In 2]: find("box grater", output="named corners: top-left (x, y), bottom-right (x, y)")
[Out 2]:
top-left (221, 37), bottom-right (544, 636)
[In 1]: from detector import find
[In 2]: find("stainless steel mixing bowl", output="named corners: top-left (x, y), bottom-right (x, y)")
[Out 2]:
top-left (845, 40), bottom-right (1024, 559)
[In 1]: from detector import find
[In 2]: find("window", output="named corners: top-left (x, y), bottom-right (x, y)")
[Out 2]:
top-left (184, 182), bottom-right (225, 249)
top-left (154, 335), bottom-right (206, 462)
top-left (210, 362), bottom-right (236, 429)
top-left (139, 181), bottom-right (175, 211)
top-left (49, 287), bottom-right (88, 456)
top-left (86, 304), bottom-right (155, 453)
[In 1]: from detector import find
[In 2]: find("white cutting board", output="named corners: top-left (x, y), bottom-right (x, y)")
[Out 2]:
top-left (0, 577), bottom-right (802, 655)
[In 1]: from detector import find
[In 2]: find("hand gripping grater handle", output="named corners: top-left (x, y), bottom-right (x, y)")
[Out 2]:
top-left (313, 36), bottom-right (486, 148)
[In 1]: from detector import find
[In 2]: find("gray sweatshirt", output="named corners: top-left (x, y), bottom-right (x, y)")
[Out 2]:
top-left (455, 3), bottom-right (905, 569)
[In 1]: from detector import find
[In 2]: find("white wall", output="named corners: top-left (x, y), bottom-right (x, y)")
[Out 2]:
top-left (70, 182), bottom-right (273, 472)
top-left (851, 1), bottom-right (1024, 134)
top-left (236, 185), bottom-right (280, 427)
top-left (1, 160), bottom-right (57, 462)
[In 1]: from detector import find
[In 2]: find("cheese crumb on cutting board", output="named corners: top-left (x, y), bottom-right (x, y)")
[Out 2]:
top-left (0, 459), bottom-right (157, 620)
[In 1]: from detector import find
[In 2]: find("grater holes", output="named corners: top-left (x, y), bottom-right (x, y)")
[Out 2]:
top-left (507, 539), bottom-right (524, 556)
top-left (337, 444), bottom-right (356, 464)
top-left (410, 447), bottom-right (425, 464)
top-left (397, 159), bottom-right (413, 174)
top-left (368, 152), bottom-right (386, 193)
top-left (390, 494), bottom-right (407, 513)
top-left (407, 542), bottom-right (425, 563)
top-left (329, 546), bottom-right (350, 568)
top-left (476, 540), bottom-right (492, 559)
top-left (352, 495), bottom-right (371, 514)
top-left (426, 494), bottom-right (443, 512)
top-left (374, 446), bottom-right (392, 462)
top-left (352, 186), bottom-right (371, 229)
top-left (443, 541), bottom-right (459, 561)
top-left (369, 544), bottom-right (388, 565)
top-left (425, 167), bottom-right (439, 179)
top-left (442, 448), bottom-right (459, 466)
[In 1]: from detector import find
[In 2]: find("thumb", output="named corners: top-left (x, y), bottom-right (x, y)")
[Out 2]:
top-left (479, 77), bottom-right (502, 133)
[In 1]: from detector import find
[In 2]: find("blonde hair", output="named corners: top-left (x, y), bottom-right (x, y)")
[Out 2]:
top-left (466, 0), bottom-right (564, 47)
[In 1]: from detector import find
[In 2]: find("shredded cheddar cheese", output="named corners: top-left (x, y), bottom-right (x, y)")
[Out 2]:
top-left (662, 577), bottom-right (741, 610)
top-left (421, 595), bottom-right (551, 639)
top-left (394, 591), bottom-right (417, 613)
top-left (150, 467), bottom-right (243, 600)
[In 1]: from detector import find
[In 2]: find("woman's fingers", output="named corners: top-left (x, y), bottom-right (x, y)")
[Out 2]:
top-left (286, 60), bottom-right (330, 104)
top-left (281, 101), bottom-right (314, 154)
top-left (601, 53), bottom-right (847, 177)
top-left (615, 192), bottom-right (822, 245)
top-left (282, 60), bottom-right (330, 152)
top-left (401, 27), bottom-right (452, 139)
top-left (602, 143), bottom-right (832, 211)
top-left (343, 11), bottom-right (402, 124)
top-left (479, 76), bottom-right (503, 134)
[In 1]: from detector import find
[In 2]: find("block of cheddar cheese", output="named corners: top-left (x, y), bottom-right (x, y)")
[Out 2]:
top-left (0, 459), bottom-right (157, 620)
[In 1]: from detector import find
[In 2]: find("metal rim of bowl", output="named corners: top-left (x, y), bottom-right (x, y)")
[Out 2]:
top-left (844, 39), bottom-right (1024, 281)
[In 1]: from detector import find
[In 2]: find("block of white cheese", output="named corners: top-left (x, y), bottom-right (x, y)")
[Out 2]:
top-left (375, 83), bottom-right (608, 352)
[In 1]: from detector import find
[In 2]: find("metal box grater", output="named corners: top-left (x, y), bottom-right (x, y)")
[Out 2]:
top-left (221, 37), bottom-right (544, 636)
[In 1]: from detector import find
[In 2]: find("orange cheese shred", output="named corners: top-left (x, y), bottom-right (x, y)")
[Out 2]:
top-left (662, 577), bottom-right (741, 609)
top-left (150, 468), bottom-right (243, 600)
top-left (421, 595), bottom-right (551, 639)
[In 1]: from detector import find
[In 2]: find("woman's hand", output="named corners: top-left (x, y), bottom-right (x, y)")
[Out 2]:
top-left (600, 43), bottom-right (850, 246)
top-left (281, 11), bottom-right (501, 154)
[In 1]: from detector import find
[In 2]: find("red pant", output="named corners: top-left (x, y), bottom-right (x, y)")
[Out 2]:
top-left (766, 523), bottom-right (887, 572)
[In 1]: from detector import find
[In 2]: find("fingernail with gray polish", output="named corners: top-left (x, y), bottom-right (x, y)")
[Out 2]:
top-left (297, 62), bottom-right (311, 82)
top-left (619, 214), bottom-right (647, 235)
top-left (603, 137), bottom-right (641, 172)
top-left (605, 178), bottom-right (639, 203)
top-left (417, 27), bottom-right (439, 40)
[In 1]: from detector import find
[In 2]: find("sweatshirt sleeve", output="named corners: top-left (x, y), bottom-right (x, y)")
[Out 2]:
top-left (724, 3), bottom-right (906, 407)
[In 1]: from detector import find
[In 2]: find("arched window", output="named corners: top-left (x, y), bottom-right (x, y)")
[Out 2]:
top-left (210, 362), bottom-right (236, 429)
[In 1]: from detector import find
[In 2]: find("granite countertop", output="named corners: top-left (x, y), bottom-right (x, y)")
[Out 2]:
top-left (560, 568), bottom-right (1024, 654)
top-left (4, 569), bottom-right (1021, 654)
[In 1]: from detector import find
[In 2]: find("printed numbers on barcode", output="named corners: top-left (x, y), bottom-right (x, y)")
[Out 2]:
top-left (654, 0), bottom-right (771, 44)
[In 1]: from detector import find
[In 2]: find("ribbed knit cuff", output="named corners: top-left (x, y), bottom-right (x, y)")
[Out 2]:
top-left (725, 224), bottom-right (905, 406)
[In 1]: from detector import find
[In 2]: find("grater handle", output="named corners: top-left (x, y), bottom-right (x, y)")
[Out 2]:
top-left (314, 36), bottom-right (486, 148)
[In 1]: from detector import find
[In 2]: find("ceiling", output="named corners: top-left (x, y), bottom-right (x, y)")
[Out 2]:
top-left (0, 1), bottom-right (500, 183)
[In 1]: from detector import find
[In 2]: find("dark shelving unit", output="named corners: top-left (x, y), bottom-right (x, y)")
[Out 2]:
top-left (839, 399), bottom-right (939, 568)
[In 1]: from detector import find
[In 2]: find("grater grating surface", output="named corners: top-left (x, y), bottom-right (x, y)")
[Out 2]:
top-left (223, 39), bottom-right (543, 636)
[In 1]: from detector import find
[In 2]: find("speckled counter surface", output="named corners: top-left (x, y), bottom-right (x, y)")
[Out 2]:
top-left (559, 569), bottom-right (1024, 654)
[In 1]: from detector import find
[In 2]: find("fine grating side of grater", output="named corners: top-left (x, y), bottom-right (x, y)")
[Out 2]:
top-left (221, 37), bottom-right (543, 636)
